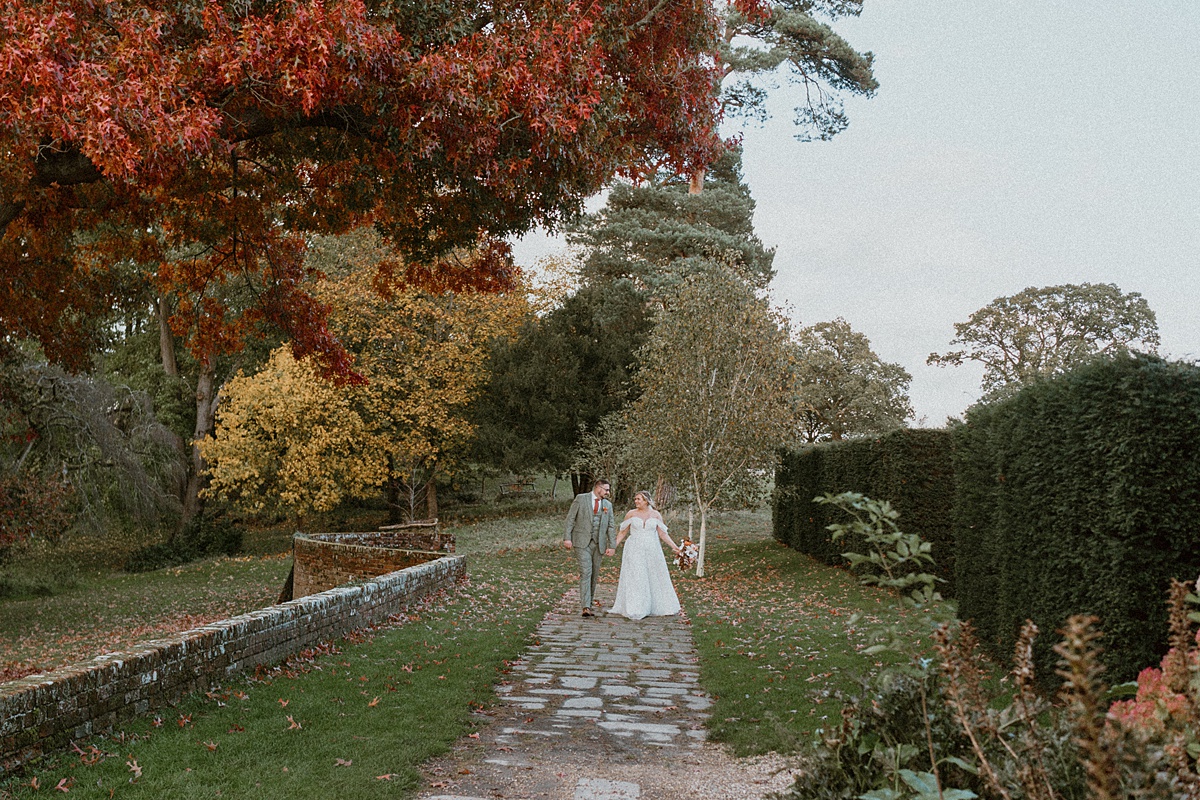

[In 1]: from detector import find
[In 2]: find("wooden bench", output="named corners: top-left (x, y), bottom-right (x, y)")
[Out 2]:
top-left (498, 482), bottom-right (537, 497)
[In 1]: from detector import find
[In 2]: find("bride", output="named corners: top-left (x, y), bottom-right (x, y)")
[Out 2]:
top-left (608, 490), bottom-right (682, 620)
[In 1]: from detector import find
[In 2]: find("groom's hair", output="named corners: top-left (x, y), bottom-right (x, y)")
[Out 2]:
top-left (593, 478), bottom-right (610, 489)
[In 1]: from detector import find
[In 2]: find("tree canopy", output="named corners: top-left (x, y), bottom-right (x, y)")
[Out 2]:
top-left (627, 267), bottom-right (792, 575)
top-left (203, 230), bottom-right (529, 521)
top-left (790, 318), bottom-right (912, 442)
top-left (471, 280), bottom-right (650, 482)
top-left (928, 283), bottom-right (1160, 396)
top-left (566, 147), bottom-right (776, 294)
top-left (0, 0), bottom-right (753, 372)
top-left (719, 0), bottom-right (878, 140)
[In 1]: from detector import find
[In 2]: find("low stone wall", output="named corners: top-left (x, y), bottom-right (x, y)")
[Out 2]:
top-left (291, 532), bottom-right (448, 598)
top-left (0, 555), bottom-right (464, 776)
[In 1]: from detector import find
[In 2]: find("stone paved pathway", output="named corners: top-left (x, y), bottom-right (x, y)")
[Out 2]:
top-left (417, 584), bottom-right (792, 800)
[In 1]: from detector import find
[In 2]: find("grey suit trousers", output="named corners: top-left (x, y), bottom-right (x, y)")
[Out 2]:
top-left (576, 534), bottom-right (603, 609)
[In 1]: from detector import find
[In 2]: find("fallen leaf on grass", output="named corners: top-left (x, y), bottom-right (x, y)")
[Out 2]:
top-left (286, 715), bottom-right (302, 730)
top-left (29, 776), bottom-right (39, 790)
top-left (367, 696), bottom-right (380, 707)
top-left (227, 725), bottom-right (245, 733)
top-left (178, 714), bottom-right (192, 728)
top-left (334, 758), bottom-right (353, 767)
top-left (468, 732), bottom-right (480, 739)
top-left (278, 698), bottom-right (289, 707)
top-left (55, 777), bottom-right (74, 792)
top-left (202, 740), bottom-right (218, 751)
top-left (458, 769), bottom-right (472, 775)
top-left (376, 773), bottom-right (396, 781)
top-left (429, 781), bottom-right (449, 788)
top-left (72, 743), bottom-right (104, 766)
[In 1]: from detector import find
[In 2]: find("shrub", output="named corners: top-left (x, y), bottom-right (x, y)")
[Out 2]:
top-left (952, 353), bottom-right (1200, 684)
top-left (0, 472), bottom-right (74, 560)
top-left (773, 429), bottom-right (956, 594)
top-left (783, 493), bottom-right (1200, 800)
top-left (125, 513), bottom-right (243, 572)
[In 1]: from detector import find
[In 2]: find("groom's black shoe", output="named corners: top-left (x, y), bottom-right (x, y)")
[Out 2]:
top-left (581, 609), bottom-right (595, 617)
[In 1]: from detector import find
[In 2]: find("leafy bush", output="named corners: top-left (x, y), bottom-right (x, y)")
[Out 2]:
top-left (774, 429), bottom-right (956, 594)
top-left (782, 493), bottom-right (1200, 800)
top-left (125, 514), bottom-right (243, 572)
top-left (0, 472), bottom-right (74, 559)
top-left (952, 353), bottom-right (1200, 684)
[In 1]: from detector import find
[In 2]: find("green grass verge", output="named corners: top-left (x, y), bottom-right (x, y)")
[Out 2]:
top-left (1, 516), bottom-right (576, 799)
top-left (675, 510), bottom-right (946, 757)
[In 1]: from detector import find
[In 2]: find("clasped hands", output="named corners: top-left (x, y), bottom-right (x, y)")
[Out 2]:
top-left (561, 540), bottom-right (616, 557)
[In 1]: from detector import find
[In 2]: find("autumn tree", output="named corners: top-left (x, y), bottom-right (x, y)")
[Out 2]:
top-left (200, 347), bottom-right (378, 519)
top-left (0, 0), bottom-right (743, 361)
top-left (789, 318), bottom-right (912, 443)
top-left (203, 230), bottom-right (529, 522)
top-left (1, 0), bottom-right (759, 525)
top-left (317, 234), bottom-right (530, 521)
top-left (625, 267), bottom-right (792, 576)
top-left (928, 283), bottom-right (1161, 396)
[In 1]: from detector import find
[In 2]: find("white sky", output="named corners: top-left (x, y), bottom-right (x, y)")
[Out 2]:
top-left (512, 1), bottom-right (1200, 425)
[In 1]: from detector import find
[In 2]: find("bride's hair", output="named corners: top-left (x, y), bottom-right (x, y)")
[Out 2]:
top-left (634, 490), bottom-right (655, 509)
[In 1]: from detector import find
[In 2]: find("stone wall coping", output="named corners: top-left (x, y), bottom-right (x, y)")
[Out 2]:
top-left (294, 531), bottom-right (445, 549)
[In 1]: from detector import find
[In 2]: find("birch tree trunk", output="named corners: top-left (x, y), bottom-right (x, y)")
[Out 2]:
top-left (696, 501), bottom-right (709, 578)
top-left (694, 474), bottom-right (709, 577)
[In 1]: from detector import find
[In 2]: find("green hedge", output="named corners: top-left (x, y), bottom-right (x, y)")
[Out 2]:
top-left (773, 428), bottom-right (957, 595)
top-left (952, 353), bottom-right (1200, 684)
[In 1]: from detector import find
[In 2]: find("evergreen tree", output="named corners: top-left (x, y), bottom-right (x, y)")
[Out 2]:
top-left (719, 1), bottom-right (878, 141)
top-left (471, 281), bottom-right (650, 491)
top-left (566, 148), bottom-right (775, 296)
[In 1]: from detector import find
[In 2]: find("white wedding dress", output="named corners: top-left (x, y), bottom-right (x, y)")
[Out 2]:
top-left (609, 516), bottom-right (681, 620)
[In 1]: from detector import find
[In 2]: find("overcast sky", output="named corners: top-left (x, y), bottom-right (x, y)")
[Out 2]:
top-left (512, 0), bottom-right (1200, 425)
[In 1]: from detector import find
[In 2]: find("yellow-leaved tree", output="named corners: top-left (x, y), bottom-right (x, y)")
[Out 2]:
top-left (202, 229), bottom-right (531, 522)
top-left (200, 347), bottom-right (381, 518)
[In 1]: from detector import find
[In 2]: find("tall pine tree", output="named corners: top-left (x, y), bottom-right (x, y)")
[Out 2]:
top-left (566, 147), bottom-right (775, 296)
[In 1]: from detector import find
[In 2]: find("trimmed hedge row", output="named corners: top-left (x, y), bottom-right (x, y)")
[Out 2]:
top-left (953, 353), bottom-right (1200, 684)
top-left (773, 428), bottom-right (957, 595)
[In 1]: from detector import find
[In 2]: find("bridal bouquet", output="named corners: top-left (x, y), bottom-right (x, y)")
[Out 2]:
top-left (675, 538), bottom-right (699, 571)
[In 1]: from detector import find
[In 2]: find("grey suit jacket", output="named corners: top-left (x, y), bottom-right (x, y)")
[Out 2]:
top-left (565, 492), bottom-right (616, 551)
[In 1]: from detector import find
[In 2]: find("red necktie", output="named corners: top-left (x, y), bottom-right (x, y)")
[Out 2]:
top-left (593, 497), bottom-right (600, 514)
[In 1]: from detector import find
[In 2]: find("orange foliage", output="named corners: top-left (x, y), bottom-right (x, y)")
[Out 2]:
top-left (0, 0), bottom-right (735, 372)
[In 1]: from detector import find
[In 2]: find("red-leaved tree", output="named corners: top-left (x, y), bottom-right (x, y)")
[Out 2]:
top-left (0, 0), bottom-right (763, 522)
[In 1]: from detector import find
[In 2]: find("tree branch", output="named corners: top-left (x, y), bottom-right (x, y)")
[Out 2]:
top-left (635, 0), bottom-right (672, 28)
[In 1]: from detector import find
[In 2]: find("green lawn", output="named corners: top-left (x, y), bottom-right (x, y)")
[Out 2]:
top-left (1, 515), bottom-right (576, 799)
top-left (1, 507), bottom-right (945, 797)
top-left (675, 510), bottom-right (946, 756)
top-left (0, 506), bottom-right (571, 682)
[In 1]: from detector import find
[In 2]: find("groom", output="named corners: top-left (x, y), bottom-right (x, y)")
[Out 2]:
top-left (563, 478), bottom-right (616, 617)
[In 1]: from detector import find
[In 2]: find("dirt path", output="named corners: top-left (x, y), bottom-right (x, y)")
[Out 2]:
top-left (416, 584), bottom-right (796, 800)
